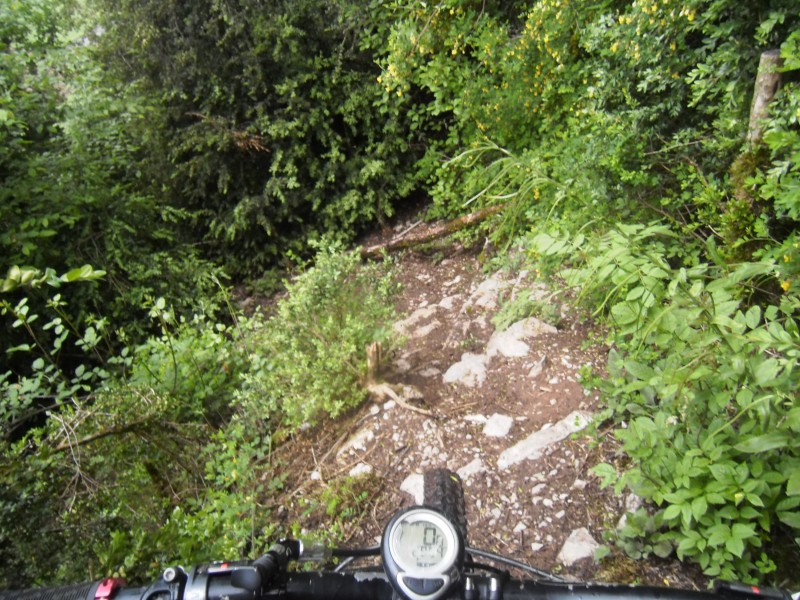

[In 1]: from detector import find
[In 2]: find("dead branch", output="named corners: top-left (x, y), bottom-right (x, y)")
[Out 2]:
top-left (53, 419), bottom-right (151, 454)
top-left (367, 382), bottom-right (434, 417)
top-left (360, 203), bottom-right (505, 259)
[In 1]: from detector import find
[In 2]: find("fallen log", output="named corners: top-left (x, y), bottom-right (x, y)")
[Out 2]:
top-left (360, 203), bottom-right (505, 259)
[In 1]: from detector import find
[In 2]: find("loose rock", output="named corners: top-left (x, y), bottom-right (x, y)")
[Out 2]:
top-left (483, 413), bottom-right (514, 438)
top-left (557, 528), bottom-right (600, 566)
top-left (400, 473), bottom-right (425, 505)
top-left (497, 411), bottom-right (592, 469)
top-left (443, 353), bottom-right (490, 387)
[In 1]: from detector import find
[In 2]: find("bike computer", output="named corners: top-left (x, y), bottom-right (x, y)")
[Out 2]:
top-left (381, 507), bottom-right (465, 600)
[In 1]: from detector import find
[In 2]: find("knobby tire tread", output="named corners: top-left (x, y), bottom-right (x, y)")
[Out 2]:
top-left (423, 468), bottom-right (468, 544)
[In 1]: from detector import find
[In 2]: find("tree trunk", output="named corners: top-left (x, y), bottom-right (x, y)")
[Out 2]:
top-left (747, 49), bottom-right (783, 146)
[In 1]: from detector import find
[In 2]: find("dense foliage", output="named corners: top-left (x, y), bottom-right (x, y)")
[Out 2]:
top-left (2, 0), bottom-right (799, 588)
top-left (90, 0), bottom-right (422, 277)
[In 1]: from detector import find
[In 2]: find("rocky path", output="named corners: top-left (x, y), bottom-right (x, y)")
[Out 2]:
top-left (274, 217), bottom-right (706, 587)
top-left (329, 243), bottom-right (616, 576)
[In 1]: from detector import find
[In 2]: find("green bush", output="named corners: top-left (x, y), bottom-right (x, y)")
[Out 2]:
top-left (92, 0), bottom-right (421, 277)
top-left (535, 225), bottom-right (800, 582)
top-left (0, 276), bottom-right (256, 585)
top-left (237, 243), bottom-right (400, 429)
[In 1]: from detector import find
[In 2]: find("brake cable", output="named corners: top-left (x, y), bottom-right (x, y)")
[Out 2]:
top-left (465, 547), bottom-right (565, 583)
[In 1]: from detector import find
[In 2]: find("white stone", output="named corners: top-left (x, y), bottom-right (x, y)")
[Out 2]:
top-left (487, 318), bottom-right (558, 359)
top-left (557, 528), bottom-right (600, 566)
top-left (401, 473), bottom-right (425, 505)
top-left (419, 367), bottom-right (442, 378)
top-left (439, 295), bottom-right (460, 309)
top-left (497, 411), bottom-right (592, 469)
top-left (483, 413), bottom-right (514, 438)
top-left (413, 320), bottom-right (442, 338)
top-left (443, 353), bottom-right (490, 387)
top-left (310, 470), bottom-right (322, 481)
top-left (513, 522), bottom-right (527, 533)
top-left (349, 463), bottom-right (373, 477)
top-left (464, 414), bottom-right (488, 424)
top-left (531, 543), bottom-right (544, 552)
top-left (528, 355), bottom-right (547, 379)
top-left (337, 426), bottom-right (375, 460)
top-left (467, 276), bottom-right (510, 310)
top-left (457, 457), bottom-right (486, 481)
top-left (383, 400), bottom-right (397, 411)
top-left (617, 493), bottom-right (645, 529)
top-left (394, 358), bottom-right (412, 373)
top-left (394, 306), bottom-right (438, 335)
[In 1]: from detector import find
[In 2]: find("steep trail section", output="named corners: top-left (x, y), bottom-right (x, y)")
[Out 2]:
top-left (332, 245), bottom-right (614, 577)
top-left (270, 216), bottom-right (708, 587)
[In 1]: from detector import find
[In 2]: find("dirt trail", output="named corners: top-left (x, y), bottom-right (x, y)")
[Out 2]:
top-left (269, 212), bottom-right (708, 588)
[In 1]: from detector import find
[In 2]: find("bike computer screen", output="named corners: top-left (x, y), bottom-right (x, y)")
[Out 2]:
top-left (392, 518), bottom-right (448, 568)
top-left (382, 507), bottom-right (464, 600)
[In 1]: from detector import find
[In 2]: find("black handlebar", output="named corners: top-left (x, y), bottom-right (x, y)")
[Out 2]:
top-left (3, 571), bottom-right (792, 600)
top-left (0, 582), bottom-right (102, 600)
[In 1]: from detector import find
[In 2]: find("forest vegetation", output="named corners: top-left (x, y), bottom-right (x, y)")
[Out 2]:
top-left (1, 0), bottom-right (799, 588)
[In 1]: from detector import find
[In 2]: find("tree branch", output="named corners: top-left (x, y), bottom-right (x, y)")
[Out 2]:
top-left (360, 204), bottom-right (505, 259)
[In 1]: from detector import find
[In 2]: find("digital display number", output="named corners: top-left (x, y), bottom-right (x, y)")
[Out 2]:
top-left (393, 520), bottom-right (448, 569)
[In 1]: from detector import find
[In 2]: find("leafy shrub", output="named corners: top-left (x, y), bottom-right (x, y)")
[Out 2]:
top-left (0, 276), bottom-right (257, 585)
top-left (237, 243), bottom-right (400, 429)
top-left (0, 1), bottom-right (227, 370)
top-left (536, 225), bottom-right (800, 582)
top-left (95, 423), bottom-right (276, 582)
top-left (750, 30), bottom-right (800, 295)
top-left (92, 0), bottom-right (421, 277)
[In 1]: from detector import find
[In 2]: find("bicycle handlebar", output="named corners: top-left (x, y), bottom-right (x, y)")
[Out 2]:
top-left (2, 571), bottom-right (793, 600)
top-left (0, 582), bottom-right (106, 600)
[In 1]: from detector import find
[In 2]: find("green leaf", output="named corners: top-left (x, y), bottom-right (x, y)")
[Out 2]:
top-left (752, 358), bottom-right (781, 386)
top-left (591, 463), bottom-right (618, 488)
top-left (652, 540), bottom-right (673, 558)
top-left (735, 432), bottom-right (789, 453)
top-left (624, 360), bottom-right (655, 381)
top-left (707, 524), bottom-right (729, 547)
top-left (778, 511), bottom-right (800, 529)
top-left (731, 523), bottom-right (755, 541)
top-left (691, 496), bottom-right (708, 520)
top-left (745, 305), bottom-right (762, 329)
top-left (611, 302), bottom-right (638, 325)
top-left (663, 504), bottom-right (682, 521)
top-left (787, 471), bottom-right (800, 496)
top-left (726, 535), bottom-right (745, 558)
top-left (594, 545), bottom-right (611, 561)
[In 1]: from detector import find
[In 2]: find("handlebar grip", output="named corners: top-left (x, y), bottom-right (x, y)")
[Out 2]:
top-left (0, 582), bottom-right (99, 600)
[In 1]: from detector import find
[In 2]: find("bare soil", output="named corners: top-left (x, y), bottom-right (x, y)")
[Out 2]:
top-left (263, 208), bottom-right (710, 589)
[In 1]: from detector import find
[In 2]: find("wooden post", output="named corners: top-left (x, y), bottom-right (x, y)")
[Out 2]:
top-left (747, 49), bottom-right (783, 145)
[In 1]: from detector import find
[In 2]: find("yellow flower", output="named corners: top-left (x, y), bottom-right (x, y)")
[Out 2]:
top-left (784, 254), bottom-right (791, 263)
top-left (781, 280), bottom-right (791, 292)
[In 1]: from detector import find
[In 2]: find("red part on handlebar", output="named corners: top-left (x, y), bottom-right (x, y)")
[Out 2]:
top-left (94, 580), bottom-right (126, 600)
